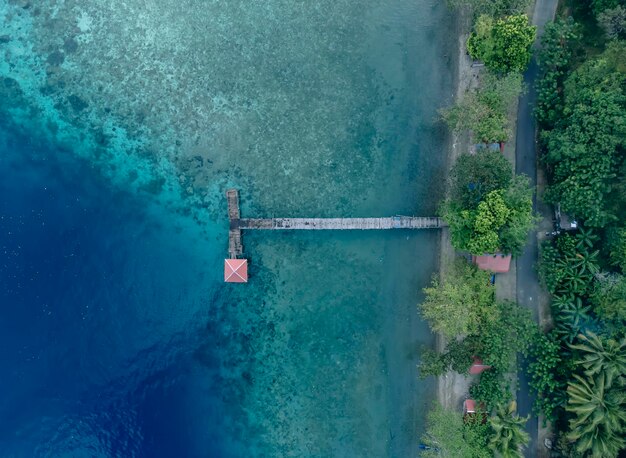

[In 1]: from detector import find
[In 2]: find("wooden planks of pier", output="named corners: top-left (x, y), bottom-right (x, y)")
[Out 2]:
top-left (235, 216), bottom-right (445, 230)
top-left (225, 188), bottom-right (446, 258)
top-left (227, 189), bottom-right (243, 258)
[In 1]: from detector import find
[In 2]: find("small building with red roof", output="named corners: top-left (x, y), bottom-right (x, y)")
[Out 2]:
top-left (472, 253), bottom-right (512, 273)
top-left (469, 357), bottom-right (492, 375)
top-left (224, 259), bottom-right (248, 283)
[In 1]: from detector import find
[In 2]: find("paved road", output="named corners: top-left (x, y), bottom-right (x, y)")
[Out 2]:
top-left (515, 1), bottom-right (559, 456)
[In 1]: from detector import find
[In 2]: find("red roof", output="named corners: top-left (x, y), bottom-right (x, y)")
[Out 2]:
top-left (224, 259), bottom-right (248, 283)
top-left (464, 399), bottom-right (476, 414)
top-left (472, 253), bottom-right (512, 273)
top-left (469, 357), bottom-right (492, 375)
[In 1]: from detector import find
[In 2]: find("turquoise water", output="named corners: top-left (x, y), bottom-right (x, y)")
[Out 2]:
top-left (1, 0), bottom-right (456, 456)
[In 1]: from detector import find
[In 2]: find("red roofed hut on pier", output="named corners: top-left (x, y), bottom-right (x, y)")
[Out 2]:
top-left (224, 259), bottom-right (248, 283)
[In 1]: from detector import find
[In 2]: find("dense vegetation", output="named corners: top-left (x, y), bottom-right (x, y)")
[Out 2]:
top-left (443, 72), bottom-right (522, 142)
top-left (418, 3), bottom-right (540, 456)
top-left (440, 151), bottom-right (536, 256)
top-left (422, 1), bottom-right (626, 457)
top-left (529, 2), bottom-right (626, 456)
top-left (467, 15), bottom-right (537, 73)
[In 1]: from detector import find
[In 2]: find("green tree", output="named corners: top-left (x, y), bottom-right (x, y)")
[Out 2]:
top-left (488, 401), bottom-right (530, 458)
top-left (421, 403), bottom-right (492, 458)
top-left (470, 370), bottom-right (512, 411)
top-left (446, 0), bottom-right (530, 17)
top-left (442, 72), bottom-right (523, 142)
top-left (535, 18), bottom-right (579, 128)
top-left (566, 373), bottom-right (626, 457)
top-left (592, 0), bottom-right (626, 15)
top-left (544, 43), bottom-right (626, 227)
top-left (598, 5), bottom-right (626, 39)
top-left (468, 15), bottom-right (537, 73)
top-left (591, 274), bottom-right (626, 322)
top-left (419, 260), bottom-right (496, 338)
top-left (569, 332), bottom-right (626, 385)
top-left (526, 332), bottom-right (568, 421)
top-left (605, 227), bottom-right (626, 272)
top-left (442, 176), bottom-right (535, 256)
top-left (450, 150), bottom-right (513, 209)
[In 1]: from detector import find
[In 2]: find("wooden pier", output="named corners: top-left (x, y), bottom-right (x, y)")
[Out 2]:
top-left (236, 216), bottom-right (444, 230)
top-left (227, 189), bottom-right (243, 258)
top-left (226, 189), bottom-right (445, 259)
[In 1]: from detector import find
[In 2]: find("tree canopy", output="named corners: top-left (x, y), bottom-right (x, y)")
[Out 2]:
top-left (442, 174), bottom-right (535, 256)
top-left (419, 260), bottom-right (496, 338)
top-left (421, 403), bottom-right (492, 458)
top-left (443, 72), bottom-right (523, 143)
top-left (543, 43), bottom-right (626, 227)
top-left (450, 150), bottom-right (513, 209)
top-left (467, 14), bottom-right (536, 73)
top-left (446, 0), bottom-right (531, 17)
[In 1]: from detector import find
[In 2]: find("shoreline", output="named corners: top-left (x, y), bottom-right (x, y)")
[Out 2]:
top-left (435, 13), bottom-right (479, 411)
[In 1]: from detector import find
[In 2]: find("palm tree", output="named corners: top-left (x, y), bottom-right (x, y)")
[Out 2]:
top-left (575, 226), bottom-right (599, 250)
top-left (558, 265), bottom-right (591, 296)
top-left (554, 298), bottom-right (593, 344)
top-left (488, 401), bottom-right (529, 458)
top-left (569, 332), bottom-right (626, 386)
top-left (566, 372), bottom-right (626, 457)
top-left (571, 249), bottom-right (600, 276)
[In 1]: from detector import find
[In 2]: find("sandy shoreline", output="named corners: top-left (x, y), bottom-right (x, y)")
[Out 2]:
top-left (435, 15), bottom-right (479, 412)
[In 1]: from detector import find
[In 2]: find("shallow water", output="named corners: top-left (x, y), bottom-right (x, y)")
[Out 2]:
top-left (1, 0), bottom-right (455, 456)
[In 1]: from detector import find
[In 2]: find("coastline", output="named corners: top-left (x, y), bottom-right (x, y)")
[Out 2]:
top-left (435, 13), bottom-right (479, 411)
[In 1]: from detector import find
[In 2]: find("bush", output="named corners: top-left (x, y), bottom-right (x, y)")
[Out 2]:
top-left (468, 14), bottom-right (536, 73)
top-left (526, 332), bottom-right (568, 421)
top-left (419, 260), bottom-right (496, 338)
top-left (535, 18), bottom-right (578, 128)
top-left (470, 370), bottom-right (512, 411)
top-left (450, 150), bottom-right (513, 209)
top-left (543, 43), bottom-right (626, 227)
top-left (442, 72), bottom-right (523, 142)
top-left (442, 175), bottom-right (535, 256)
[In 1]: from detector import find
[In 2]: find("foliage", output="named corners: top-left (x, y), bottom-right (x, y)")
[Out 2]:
top-left (418, 337), bottom-right (479, 378)
top-left (606, 226), bottom-right (626, 272)
top-left (488, 401), bottom-right (530, 458)
top-left (470, 370), bottom-right (512, 411)
top-left (478, 300), bottom-right (536, 370)
top-left (538, 231), bottom-right (599, 297)
top-left (569, 331), bottom-right (626, 386)
top-left (591, 0), bottom-right (626, 16)
top-left (446, 0), bottom-right (530, 17)
top-left (598, 5), bottom-right (626, 39)
top-left (566, 372), bottom-right (626, 457)
top-left (443, 175), bottom-right (535, 256)
top-left (525, 332), bottom-right (567, 421)
top-left (591, 273), bottom-right (626, 322)
top-left (450, 150), bottom-right (513, 209)
top-left (419, 260), bottom-right (496, 338)
top-left (442, 72), bottom-right (523, 142)
top-left (543, 43), bottom-right (626, 227)
top-left (535, 18), bottom-right (579, 128)
top-left (554, 296), bottom-right (595, 344)
top-left (467, 15), bottom-right (536, 73)
top-left (421, 403), bottom-right (492, 458)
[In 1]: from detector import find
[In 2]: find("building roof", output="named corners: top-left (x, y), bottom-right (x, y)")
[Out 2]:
top-left (224, 259), bottom-right (248, 283)
top-left (472, 253), bottom-right (512, 273)
top-left (464, 399), bottom-right (476, 414)
top-left (469, 357), bottom-right (492, 375)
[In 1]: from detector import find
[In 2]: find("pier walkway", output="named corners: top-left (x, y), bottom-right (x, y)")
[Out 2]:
top-left (236, 216), bottom-right (444, 230)
top-left (226, 189), bottom-right (445, 259)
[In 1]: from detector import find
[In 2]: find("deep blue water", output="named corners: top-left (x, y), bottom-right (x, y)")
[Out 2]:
top-left (0, 127), bottom-right (232, 457)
